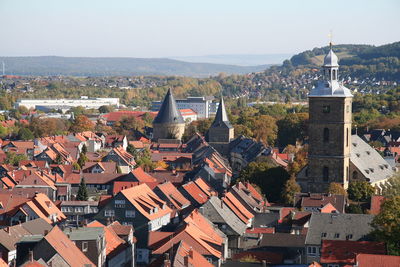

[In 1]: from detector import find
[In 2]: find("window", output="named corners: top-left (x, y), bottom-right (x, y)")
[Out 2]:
top-left (75, 207), bottom-right (83, 213)
top-left (323, 128), bottom-right (329, 143)
top-left (346, 234), bottom-right (353, 240)
top-left (82, 241), bottom-right (88, 252)
top-left (323, 167), bottom-right (329, 182)
top-left (334, 233), bottom-right (340, 238)
top-left (115, 200), bottom-right (125, 208)
top-left (352, 171), bottom-right (358, 180)
top-left (104, 210), bottom-right (115, 217)
top-left (125, 210), bottom-right (136, 218)
top-left (346, 128), bottom-right (349, 147)
top-left (307, 246), bottom-right (318, 256)
top-left (321, 232), bottom-right (327, 238)
top-left (346, 166), bottom-right (349, 182)
top-left (323, 105), bottom-right (330, 113)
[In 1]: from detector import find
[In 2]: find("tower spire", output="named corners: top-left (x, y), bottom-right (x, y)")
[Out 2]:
top-left (211, 96), bottom-right (231, 128)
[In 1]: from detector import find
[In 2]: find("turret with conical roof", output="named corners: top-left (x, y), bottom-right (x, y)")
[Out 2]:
top-left (152, 88), bottom-right (185, 141)
top-left (206, 96), bottom-right (234, 155)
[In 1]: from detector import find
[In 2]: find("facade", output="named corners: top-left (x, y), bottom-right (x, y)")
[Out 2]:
top-left (15, 96), bottom-right (120, 110)
top-left (299, 45), bottom-right (353, 193)
top-left (152, 88), bottom-right (185, 141)
top-left (152, 96), bottom-right (218, 119)
top-left (206, 97), bottom-right (234, 156)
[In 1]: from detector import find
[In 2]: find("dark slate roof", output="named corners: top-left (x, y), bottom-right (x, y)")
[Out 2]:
top-left (21, 218), bottom-right (52, 235)
top-left (153, 88), bottom-right (184, 124)
top-left (305, 213), bottom-right (374, 245)
top-left (259, 233), bottom-right (306, 248)
top-left (210, 97), bottom-right (232, 129)
top-left (229, 136), bottom-right (270, 162)
top-left (252, 213), bottom-right (280, 228)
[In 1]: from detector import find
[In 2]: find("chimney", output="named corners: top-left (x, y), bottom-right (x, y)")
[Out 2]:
top-left (164, 253), bottom-right (171, 267)
top-left (188, 248), bottom-right (193, 259)
top-left (29, 250), bottom-right (34, 262)
top-left (220, 197), bottom-right (224, 209)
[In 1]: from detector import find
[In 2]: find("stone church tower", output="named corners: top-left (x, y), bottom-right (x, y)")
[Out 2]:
top-left (206, 97), bottom-right (234, 155)
top-left (304, 45), bottom-right (353, 192)
top-left (152, 88), bottom-right (185, 141)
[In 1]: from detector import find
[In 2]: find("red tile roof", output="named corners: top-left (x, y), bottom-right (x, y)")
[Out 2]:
top-left (175, 240), bottom-right (213, 267)
top-left (44, 226), bottom-right (94, 266)
top-left (181, 181), bottom-right (209, 205)
top-left (246, 227), bottom-right (275, 234)
top-left (355, 253), bottom-right (400, 267)
top-left (184, 209), bottom-right (224, 244)
top-left (223, 192), bottom-right (254, 224)
top-left (131, 167), bottom-right (157, 183)
top-left (321, 240), bottom-right (386, 264)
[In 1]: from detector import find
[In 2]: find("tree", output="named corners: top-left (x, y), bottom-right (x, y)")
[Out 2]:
top-left (98, 105), bottom-right (114, 113)
top-left (371, 196), bottom-right (400, 255)
top-left (239, 160), bottom-right (290, 202)
top-left (4, 152), bottom-right (28, 166)
top-left (281, 174), bottom-right (301, 205)
top-left (382, 173), bottom-right (400, 197)
top-left (18, 127), bottom-right (34, 140)
top-left (287, 145), bottom-right (308, 175)
top-left (0, 124), bottom-right (8, 138)
top-left (77, 152), bottom-right (88, 168)
top-left (347, 181), bottom-right (375, 202)
top-left (251, 115), bottom-right (277, 145)
top-left (76, 178), bottom-right (89, 201)
top-left (81, 144), bottom-right (88, 155)
top-left (55, 154), bottom-right (63, 165)
top-left (327, 182), bottom-right (347, 196)
top-left (276, 113), bottom-right (308, 147)
top-left (69, 115), bottom-right (94, 133)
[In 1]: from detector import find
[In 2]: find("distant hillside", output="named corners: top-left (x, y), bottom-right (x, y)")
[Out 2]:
top-left (0, 56), bottom-right (270, 77)
top-left (287, 42), bottom-right (400, 80)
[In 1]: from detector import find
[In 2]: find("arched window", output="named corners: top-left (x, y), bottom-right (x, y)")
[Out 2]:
top-left (346, 166), bottom-right (349, 181)
top-left (323, 166), bottom-right (329, 182)
top-left (352, 171), bottom-right (358, 180)
top-left (323, 128), bottom-right (329, 143)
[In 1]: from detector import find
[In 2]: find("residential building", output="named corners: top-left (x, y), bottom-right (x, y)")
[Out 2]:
top-left (60, 201), bottom-right (99, 226)
top-left (15, 97), bottom-right (120, 110)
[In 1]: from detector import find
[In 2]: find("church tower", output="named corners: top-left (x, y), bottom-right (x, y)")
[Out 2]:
top-left (206, 97), bottom-right (234, 155)
top-left (305, 44), bottom-right (353, 192)
top-left (152, 88), bottom-right (185, 141)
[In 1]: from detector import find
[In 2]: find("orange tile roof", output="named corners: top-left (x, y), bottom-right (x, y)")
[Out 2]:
top-left (176, 241), bottom-right (213, 267)
top-left (129, 141), bottom-right (144, 149)
top-left (44, 226), bottom-right (94, 266)
top-left (31, 193), bottom-right (66, 222)
top-left (223, 192), bottom-right (254, 224)
top-left (181, 181), bottom-right (209, 205)
top-left (120, 184), bottom-right (172, 221)
top-left (0, 258), bottom-right (8, 267)
top-left (87, 220), bottom-right (126, 255)
top-left (131, 167), bottom-right (157, 183)
top-left (184, 209), bottom-right (224, 244)
top-left (113, 146), bottom-right (136, 166)
top-left (24, 201), bottom-right (52, 224)
top-left (320, 203), bottom-right (339, 213)
top-left (156, 182), bottom-right (190, 210)
top-left (113, 181), bottom-right (140, 195)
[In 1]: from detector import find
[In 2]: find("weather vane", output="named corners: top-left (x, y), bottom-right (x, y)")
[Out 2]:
top-left (328, 30), bottom-right (333, 48)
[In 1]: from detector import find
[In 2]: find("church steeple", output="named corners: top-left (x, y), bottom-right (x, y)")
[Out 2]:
top-left (211, 97), bottom-right (232, 129)
top-left (206, 96), bottom-right (234, 156)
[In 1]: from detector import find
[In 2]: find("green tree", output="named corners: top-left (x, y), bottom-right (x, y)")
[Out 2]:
top-left (277, 113), bottom-right (308, 147)
top-left (55, 154), bottom-right (63, 165)
top-left (281, 174), bottom-right (301, 205)
top-left (371, 196), bottom-right (400, 255)
top-left (327, 182), bottom-right (347, 196)
top-left (382, 173), bottom-right (400, 197)
top-left (0, 124), bottom-right (8, 138)
top-left (98, 105), bottom-right (114, 113)
top-left (347, 181), bottom-right (375, 202)
top-left (77, 152), bottom-right (88, 168)
top-left (76, 178), bottom-right (89, 201)
top-left (4, 151), bottom-right (28, 166)
top-left (81, 144), bottom-right (88, 155)
top-left (18, 127), bottom-right (34, 140)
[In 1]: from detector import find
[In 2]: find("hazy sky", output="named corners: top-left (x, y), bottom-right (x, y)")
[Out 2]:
top-left (1, 0), bottom-right (399, 57)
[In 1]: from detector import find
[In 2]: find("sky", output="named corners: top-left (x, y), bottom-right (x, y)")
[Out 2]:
top-left (0, 0), bottom-right (399, 58)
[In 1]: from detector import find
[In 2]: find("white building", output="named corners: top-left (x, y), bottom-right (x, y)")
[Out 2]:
top-left (15, 96), bottom-right (120, 111)
top-left (152, 96), bottom-right (218, 119)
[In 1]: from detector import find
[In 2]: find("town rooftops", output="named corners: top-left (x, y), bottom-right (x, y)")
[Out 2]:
top-left (355, 253), bottom-right (400, 267)
top-left (120, 183), bottom-right (172, 221)
top-left (63, 226), bottom-right (104, 241)
top-left (321, 240), bottom-right (386, 265)
top-left (294, 193), bottom-right (346, 213)
top-left (173, 240), bottom-right (214, 267)
top-left (131, 167), bottom-right (157, 183)
top-left (155, 182), bottom-right (190, 210)
top-left (305, 213), bottom-right (374, 245)
top-left (87, 220), bottom-right (126, 256)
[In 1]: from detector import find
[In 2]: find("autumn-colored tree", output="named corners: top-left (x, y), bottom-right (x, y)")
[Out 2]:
top-left (281, 174), bottom-right (301, 205)
top-left (327, 182), bottom-right (347, 196)
top-left (287, 145), bottom-right (308, 175)
top-left (69, 115), bottom-right (94, 133)
top-left (251, 115), bottom-right (277, 145)
top-left (29, 117), bottom-right (68, 137)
